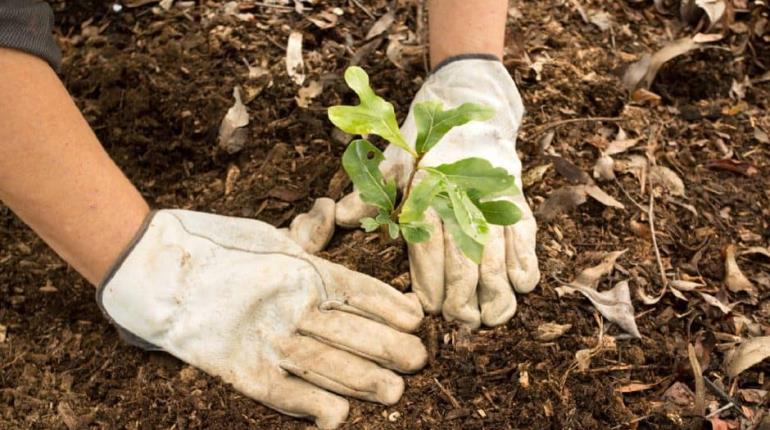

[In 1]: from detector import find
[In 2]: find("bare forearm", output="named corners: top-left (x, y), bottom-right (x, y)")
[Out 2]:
top-left (0, 48), bottom-right (149, 285)
top-left (428, 0), bottom-right (508, 69)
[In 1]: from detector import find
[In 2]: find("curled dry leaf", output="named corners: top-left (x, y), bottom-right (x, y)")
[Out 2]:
top-left (575, 349), bottom-right (592, 371)
top-left (723, 244), bottom-right (757, 295)
top-left (558, 249), bottom-right (627, 294)
top-left (307, 10), bottom-right (338, 29)
top-left (698, 292), bottom-right (736, 314)
top-left (288, 198), bottom-right (336, 254)
top-left (706, 158), bottom-right (759, 177)
top-left (650, 165), bottom-right (686, 197)
top-left (694, 0), bottom-right (727, 29)
top-left (286, 31), bottom-right (305, 85)
top-left (622, 35), bottom-right (722, 92)
top-left (535, 322), bottom-right (572, 341)
top-left (741, 246), bottom-right (770, 259)
top-left (365, 12), bottom-right (395, 40)
top-left (670, 280), bottom-right (705, 291)
top-left (571, 281), bottom-right (641, 338)
top-left (725, 336), bottom-right (770, 377)
top-left (218, 86), bottom-right (250, 154)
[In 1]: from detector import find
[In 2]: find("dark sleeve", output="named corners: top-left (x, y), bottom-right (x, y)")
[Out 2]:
top-left (0, 0), bottom-right (61, 70)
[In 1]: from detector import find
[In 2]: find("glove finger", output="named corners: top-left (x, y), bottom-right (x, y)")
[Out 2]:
top-left (298, 309), bottom-right (427, 373)
top-left (237, 367), bottom-right (349, 429)
top-left (478, 225), bottom-right (517, 327)
top-left (278, 335), bottom-right (404, 405)
top-left (288, 198), bottom-right (335, 254)
top-left (442, 231), bottom-right (481, 329)
top-left (505, 197), bottom-right (540, 293)
top-left (314, 256), bottom-right (423, 333)
top-left (407, 209), bottom-right (445, 314)
top-left (335, 190), bottom-right (378, 228)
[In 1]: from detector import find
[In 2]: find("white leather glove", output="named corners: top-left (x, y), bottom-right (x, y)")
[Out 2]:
top-left (336, 58), bottom-right (540, 329)
top-left (98, 210), bottom-right (426, 429)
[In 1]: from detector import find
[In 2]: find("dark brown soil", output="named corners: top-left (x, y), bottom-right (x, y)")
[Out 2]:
top-left (2, 1), bottom-right (769, 429)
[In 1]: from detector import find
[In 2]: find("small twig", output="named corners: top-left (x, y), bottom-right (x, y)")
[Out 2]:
top-left (434, 378), bottom-right (462, 409)
top-left (584, 364), bottom-right (661, 373)
top-left (610, 415), bottom-right (650, 430)
top-left (647, 174), bottom-right (668, 290)
top-left (351, 0), bottom-right (375, 19)
top-left (706, 402), bottom-right (735, 418)
top-left (688, 344), bottom-right (705, 416)
top-left (251, 1), bottom-right (297, 11)
top-left (614, 177), bottom-right (647, 213)
top-left (703, 376), bottom-right (747, 418)
top-left (523, 116), bottom-right (625, 137)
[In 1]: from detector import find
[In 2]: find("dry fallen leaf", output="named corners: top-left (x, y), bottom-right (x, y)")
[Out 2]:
top-left (741, 246), bottom-right (770, 259)
top-left (723, 244), bottom-right (757, 295)
top-left (561, 250), bottom-right (627, 293)
top-left (623, 38), bottom-right (699, 91)
top-left (615, 382), bottom-right (657, 393)
top-left (663, 382), bottom-right (695, 407)
top-left (571, 281), bottom-right (641, 338)
top-left (706, 158), bottom-right (759, 177)
top-left (295, 80), bottom-right (323, 108)
top-left (307, 10), bottom-right (338, 29)
top-left (218, 86), bottom-right (250, 154)
top-left (588, 9), bottom-right (613, 30)
top-left (536, 186), bottom-right (588, 222)
top-left (593, 155), bottom-right (616, 181)
top-left (650, 165), bottom-right (686, 197)
top-left (288, 198), bottom-right (336, 254)
top-left (286, 31), bottom-right (305, 85)
top-left (698, 292), bottom-right (736, 314)
top-left (670, 280), bottom-right (705, 291)
top-left (537, 184), bottom-right (624, 221)
top-left (584, 184), bottom-right (625, 209)
top-left (725, 336), bottom-right (770, 377)
top-left (695, 0), bottom-right (727, 29)
top-left (575, 349), bottom-right (592, 371)
top-left (0, 323), bottom-right (6, 343)
top-left (224, 164), bottom-right (240, 196)
top-left (754, 127), bottom-right (770, 144)
top-left (535, 322), bottom-right (572, 341)
top-left (522, 164), bottom-right (551, 188)
top-left (365, 12), bottom-right (395, 40)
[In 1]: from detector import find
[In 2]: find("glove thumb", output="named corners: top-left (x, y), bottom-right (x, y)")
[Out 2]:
top-left (335, 189), bottom-right (378, 228)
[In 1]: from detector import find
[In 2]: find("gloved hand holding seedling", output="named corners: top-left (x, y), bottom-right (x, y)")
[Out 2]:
top-left (329, 60), bottom-right (540, 329)
top-left (329, 66), bottom-right (521, 264)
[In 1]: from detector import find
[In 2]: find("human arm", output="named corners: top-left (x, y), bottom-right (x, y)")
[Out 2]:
top-left (0, 46), bottom-right (426, 429)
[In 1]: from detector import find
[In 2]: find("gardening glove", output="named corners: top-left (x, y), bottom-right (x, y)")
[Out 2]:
top-left (97, 210), bottom-right (426, 429)
top-left (336, 58), bottom-right (540, 329)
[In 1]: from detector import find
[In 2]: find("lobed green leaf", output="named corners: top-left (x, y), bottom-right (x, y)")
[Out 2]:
top-left (328, 67), bottom-right (414, 156)
top-left (413, 101), bottom-right (495, 155)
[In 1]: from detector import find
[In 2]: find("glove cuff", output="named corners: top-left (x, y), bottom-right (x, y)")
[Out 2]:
top-left (96, 210), bottom-right (162, 351)
top-left (431, 53), bottom-right (501, 74)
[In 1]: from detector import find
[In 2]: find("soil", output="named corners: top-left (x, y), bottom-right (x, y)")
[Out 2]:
top-left (2, 1), bottom-right (770, 429)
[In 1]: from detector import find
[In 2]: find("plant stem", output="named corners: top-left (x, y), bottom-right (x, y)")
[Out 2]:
top-left (391, 155), bottom-right (422, 220)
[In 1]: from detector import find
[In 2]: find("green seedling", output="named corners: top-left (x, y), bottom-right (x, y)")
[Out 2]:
top-left (328, 67), bottom-right (522, 263)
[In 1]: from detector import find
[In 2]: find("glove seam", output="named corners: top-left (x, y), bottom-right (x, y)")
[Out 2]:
top-left (96, 209), bottom-right (163, 351)
top-left (431, 53), bottom-right (501, 74)
top-left (279, 360), bottom-right (377, 397)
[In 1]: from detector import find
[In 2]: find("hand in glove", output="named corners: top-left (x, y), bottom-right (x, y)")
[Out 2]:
top-left (336, 58), bottom-right (540, 329)
top-left (98, 210), bottom-right (427, 429)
